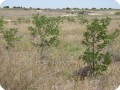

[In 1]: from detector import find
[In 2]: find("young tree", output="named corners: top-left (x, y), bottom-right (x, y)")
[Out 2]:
top-left (2, 28), bottom-right (21, 49)
top-left (0, 17), bottom-right (21, 49)
top-left (82, 17), bottom-right (120, 75)
top-left (28, 14), bottom-right (59, 60)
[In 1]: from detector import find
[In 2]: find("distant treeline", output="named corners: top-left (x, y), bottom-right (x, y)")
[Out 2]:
top-left (1, 6), bottom-right (115, 10)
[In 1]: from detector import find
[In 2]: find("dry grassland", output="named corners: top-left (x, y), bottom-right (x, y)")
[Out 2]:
top-left (0, 9), bottom-right (120, 90)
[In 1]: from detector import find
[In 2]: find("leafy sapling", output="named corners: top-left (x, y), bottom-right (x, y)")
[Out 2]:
top-left (82, 17), bottom-right (120, 75)
top-left (0, 17), bottom-right (21, 50)
top-left (2, 28), bottom-right (22, 49)
top-left (28, 14), bottom-right (59, 60)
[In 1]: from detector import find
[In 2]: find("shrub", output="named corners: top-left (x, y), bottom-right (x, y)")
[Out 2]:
top-left (82, 17), bottom-right (120, 75)
top-left (28, 14), bottom-right (60, 60)
top-left (0, 17), bottom-right (21, 49)
top-left (2, 28), bottom-right (21, 49)
top-left (115, 11), bottom-right (120, 15)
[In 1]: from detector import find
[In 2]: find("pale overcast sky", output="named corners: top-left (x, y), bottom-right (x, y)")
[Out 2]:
top-left (1, 0), bottom-right (120, 9)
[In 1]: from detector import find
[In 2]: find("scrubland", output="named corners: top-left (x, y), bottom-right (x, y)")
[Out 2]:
top-left (0, 9), bottom-right (120, 90)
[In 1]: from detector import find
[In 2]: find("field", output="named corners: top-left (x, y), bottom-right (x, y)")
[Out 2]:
top-left (0, 8), bottom-right (120, 90)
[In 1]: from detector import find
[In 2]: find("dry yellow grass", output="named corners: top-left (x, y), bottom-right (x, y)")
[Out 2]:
top-left (0, 13), bottom-right (120, 90)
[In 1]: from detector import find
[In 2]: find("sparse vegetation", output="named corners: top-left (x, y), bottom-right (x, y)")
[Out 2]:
top-left (0, 9), bottom-right (120, 90)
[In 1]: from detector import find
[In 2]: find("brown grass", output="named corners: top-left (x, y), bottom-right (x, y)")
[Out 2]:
top-left (0, 11), bottom-right (120, 90)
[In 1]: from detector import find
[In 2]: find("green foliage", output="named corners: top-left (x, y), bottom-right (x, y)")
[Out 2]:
top-left (0, 16), bottom-right (21, 49)
top-left (3, 6), bottom-right (9, 8)
top-left (115, 11), bottom-right (120, 15)
top-left (17, 17), bottom-right (30, 23)
top-left (2, 28), bottom-right (22, 49)
top-left (82, 17), bottom-right (120, 75)
top-left (61, 15), bottom-right (89, 24)
top-left (12, 17), bottom-right (30, 25)
top-left (28, 14), bottom-right (60, 59)
top-left (77, 15), bottom-right (89, 24)
top-left (0, 17), bottom-right (4, 32)
top-left (66, 16), bottom-right (76, 22)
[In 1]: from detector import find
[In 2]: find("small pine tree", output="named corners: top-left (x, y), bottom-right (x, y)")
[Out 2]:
top-left (82, 17), bottom-right (120, 75)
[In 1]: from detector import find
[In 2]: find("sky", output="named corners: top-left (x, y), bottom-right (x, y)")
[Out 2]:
top-left (0, 0), bottom-right (120, 9)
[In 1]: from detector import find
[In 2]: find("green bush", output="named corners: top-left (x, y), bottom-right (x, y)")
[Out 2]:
top-left (2, 28), bottom-right (22, 49)
top-left (115, 11), bottom-right (120, 15)
top-left (0, 17), bottom-right (21, 49)
top-left (82, 17), bottom-right (120, 75)
top-left (28, 14), bottom-right (60, 59)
